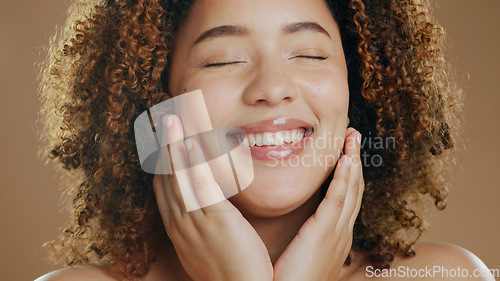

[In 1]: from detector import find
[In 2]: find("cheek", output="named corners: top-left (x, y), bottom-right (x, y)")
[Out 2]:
top-left (180, 74), bottom-right (245, 124)
top-left (298, 67), bottom-right (349, 122)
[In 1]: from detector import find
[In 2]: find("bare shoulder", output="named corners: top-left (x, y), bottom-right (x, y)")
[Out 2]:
top-left (349, 241), bottom-right (496, 280)
top-left (402, 241), bottom-right (489, 267)
top-left (388, 241), bottom-right (494, 280)
top-left (34, 264), bottom-right (117, 281)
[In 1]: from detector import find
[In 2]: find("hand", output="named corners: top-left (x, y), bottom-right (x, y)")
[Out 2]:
top-left (273, 128), bottom-right (365, 281)
top-left (153, 114), bottom-right (273, 281)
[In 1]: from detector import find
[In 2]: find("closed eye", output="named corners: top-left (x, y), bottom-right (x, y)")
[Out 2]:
top-left (202, 61), bottom-right (244, 68)
top-left (293, 54), bottom-right (329, 60)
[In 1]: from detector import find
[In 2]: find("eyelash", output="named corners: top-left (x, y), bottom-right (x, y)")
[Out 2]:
top-left (202, 54), bottom-right (329, 68)
top-left (294, 54), bottom-right (329, 60)
top-left (203, 61), bottom-right (243, 68)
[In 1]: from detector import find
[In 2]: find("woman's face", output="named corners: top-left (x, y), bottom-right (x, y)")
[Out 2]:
top-left (168, 0), bottom-right (349, 217)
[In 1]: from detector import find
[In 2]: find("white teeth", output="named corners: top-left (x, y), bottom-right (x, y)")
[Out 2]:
top-left (255, 134), bottom-right (263, 146)
top-left (291, 129), bottom-right (298, 142)
top-left (275, 131), bottom-right (285, 144)
top-left (291, 129), bottom-right (304, 143)
top-left (239, 128), bottom-right (308, 147)
top-left (263, 132), bottom-right (274, 145)
top-left (284, 130), bottom-right (292, 143)
top-left (248, 134), bottom-right (256, 146)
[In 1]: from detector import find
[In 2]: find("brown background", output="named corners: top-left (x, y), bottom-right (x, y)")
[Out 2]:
top-left (0, 1), bottom-right (498, 280)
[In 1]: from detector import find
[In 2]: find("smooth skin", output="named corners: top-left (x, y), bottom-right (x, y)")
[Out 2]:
top-left (35, 0), bottom-right (496, 280)
top-left (151, 115), bottom-right (363, 281)
top-left (167, 0), bottom-right (352, 223)
top-left (163, 1), bottom-right (359, 279)
top-left (152, 114), bottom-right (275, 281)
top-left (37, 119), bottom-right (496, 281)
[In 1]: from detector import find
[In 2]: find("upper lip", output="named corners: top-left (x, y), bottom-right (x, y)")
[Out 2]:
top-left (228, 117), bottom-right (314, 137)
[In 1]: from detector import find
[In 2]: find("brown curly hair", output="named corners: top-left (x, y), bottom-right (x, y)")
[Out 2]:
top-left (37, 0), bottom-right (464, 279)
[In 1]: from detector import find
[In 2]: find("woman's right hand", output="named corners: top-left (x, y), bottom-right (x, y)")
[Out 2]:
top-left (152, 114), bottom-right (273, 281)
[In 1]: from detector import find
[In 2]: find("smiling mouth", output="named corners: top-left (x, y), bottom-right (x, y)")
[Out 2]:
top-left (228, 127), bottom-right (314, 148)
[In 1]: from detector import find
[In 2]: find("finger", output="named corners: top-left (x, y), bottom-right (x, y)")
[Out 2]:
top-left (163, 114), bottom-right (190, 214)
top-left (163, 115), bottom-right (208, 214)
top-left (348, 131), bottom-right (365, 229)
top-left (152, 174), bottom-right (172, 226)
top-left (315, 153), bottom-right (352, 225)
top-left (342, 235), bottom-right (353, 259)
top-left (164, 115), bottom-right (188, 171)
top-left (152, 114), bottom-right (182, 217)
top-left (184, 138), bottom-right (226, 213)
top-left (338, 130), bottom-right (362, 228)
top-left (346, 127), bottom-right (356, 136)
top-left (349, 169), bottom-right (365, 230)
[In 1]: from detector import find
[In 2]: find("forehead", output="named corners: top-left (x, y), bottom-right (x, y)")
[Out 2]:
top-left (180, 0), bottom-right (337, 38)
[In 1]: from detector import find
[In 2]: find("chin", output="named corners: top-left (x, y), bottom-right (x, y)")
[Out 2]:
top-left (229, 174), bottom-right (319, 218)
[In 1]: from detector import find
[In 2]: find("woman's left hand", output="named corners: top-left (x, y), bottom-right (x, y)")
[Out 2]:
top-left (273, 128), bottom-right (365, 281)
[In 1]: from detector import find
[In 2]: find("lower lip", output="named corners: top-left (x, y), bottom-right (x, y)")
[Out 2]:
top-left (227, 131), bottom-right (313, 162)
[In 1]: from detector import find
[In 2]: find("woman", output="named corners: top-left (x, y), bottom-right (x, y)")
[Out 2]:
top-left (36, 0), bottom-right (492, 280)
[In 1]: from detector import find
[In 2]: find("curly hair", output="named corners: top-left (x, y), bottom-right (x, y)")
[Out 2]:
top-left (37, 0), bottom-right (464, 279)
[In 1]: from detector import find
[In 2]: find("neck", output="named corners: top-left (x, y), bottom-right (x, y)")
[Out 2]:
top-left (243, 189), bottom-right (321, 265)
top-left (152, 189), bottom-right (322, 280)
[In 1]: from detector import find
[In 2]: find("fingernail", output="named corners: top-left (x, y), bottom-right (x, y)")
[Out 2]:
top-left (344, 155), bottom-right (352, 167)
top-left (185, 138), bottom-right (193, 151)
top-left (356, 132), bottom-right (362, 145)
top-left (164, 115), bottom-right (173, 129)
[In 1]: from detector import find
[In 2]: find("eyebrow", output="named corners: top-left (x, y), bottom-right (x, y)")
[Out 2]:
top-left (283, 21), bottom-right (330, 38)
top-left (193, 21), bottom-right (330, 46)
top-left (194, 25), bottom-right (249, 45)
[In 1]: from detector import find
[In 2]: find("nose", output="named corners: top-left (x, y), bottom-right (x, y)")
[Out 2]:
top-left (242, 60), bottom-right (298, 106)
